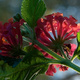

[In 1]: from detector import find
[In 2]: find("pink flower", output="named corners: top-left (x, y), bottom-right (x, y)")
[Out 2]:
top-left (35, 12), bottom-right (78, 57)
top-left (46, 64), bottom-right (68, 76)
top-left (35, 12), bottom-right (78, 76)
top-left (0, 18), bottom-right (24, 57)
top-left (59, 65), bottom-right (68, 71)
top-left (34, 45), bottom-right (69, 76)
top-left (46, 64), bottom-right (56, 76)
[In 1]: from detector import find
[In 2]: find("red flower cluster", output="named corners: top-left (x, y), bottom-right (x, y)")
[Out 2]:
top-left (34, 45), bottom-right (69, 76)
top-left (35, 12), bottom-right (78, 48)
top-left (35, 12), bottom-right (79, 76)
top-left (35, 12), bottom-right (79, 57)
top-left (0, 18), bottom-right (24, 57)
top-left (46, 64), bottom-right (68, 76)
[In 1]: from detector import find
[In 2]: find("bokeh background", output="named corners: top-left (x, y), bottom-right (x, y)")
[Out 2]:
top-left (0, 0), bottom-right (80, 80)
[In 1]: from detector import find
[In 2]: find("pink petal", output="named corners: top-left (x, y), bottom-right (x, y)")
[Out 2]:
top-left (69, 44), bottom-right (77, 56)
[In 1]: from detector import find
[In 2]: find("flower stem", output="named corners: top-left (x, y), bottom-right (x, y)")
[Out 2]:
top-left (34, 40), bottom-right (64, 60)
top-left (45, 58), bottom-right (80, 73)
top-left (71, 50), bottom-right (78, 61)
top-left (71, 55), bottom-right (77, 62)
top-left (60, 59), bottom-right (80, 73)
top-left (35, 40), bottom-right (80, 73)
top-left (59, 46), bottom-right (68, 59)
top-left (44, 58), bottom-right (62, 64)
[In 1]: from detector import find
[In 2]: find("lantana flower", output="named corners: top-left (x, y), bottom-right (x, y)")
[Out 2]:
top-left (0, 18), bottom-right (25, 57)
top-left (34, 45), bottom-right (69, 76)
top-left (35, 12), bottom-right (79, 76)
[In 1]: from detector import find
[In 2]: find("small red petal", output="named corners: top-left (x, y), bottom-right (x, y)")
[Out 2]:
top-left (46, 64), bottom-right (56, 76)
top-left (8, 18), bottom-right (13, 23)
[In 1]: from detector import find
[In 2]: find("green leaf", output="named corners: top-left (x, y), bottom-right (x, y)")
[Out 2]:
top-left (0, 47), bottom-right (48, 80)
top-left (23, 46), bottom-right (49, 74)
top-left (21, 0), bottom-right (46, 27)
top-left (77, 55), bottom-right (80, 60)
top-left (0, 61), bottom-right (29, 80)
top-left (13, 13), bottom-right (22, 22)
top-left (72, 32), bottom-right (80, 60)
top-left (77, 32), bottom-right (80, 43)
